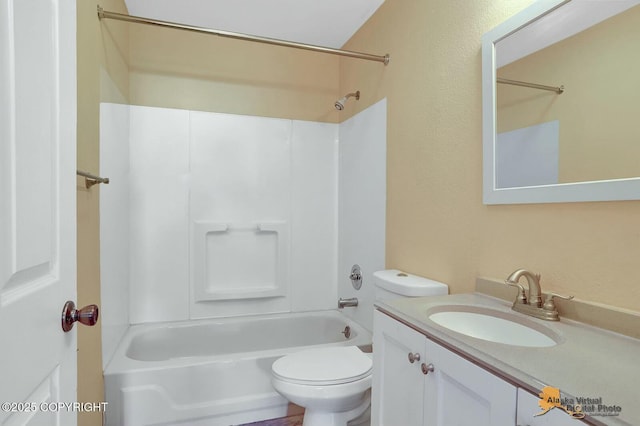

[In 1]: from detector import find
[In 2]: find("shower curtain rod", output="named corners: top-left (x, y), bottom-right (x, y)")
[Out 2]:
top-left (97, 6), bottom-right (390, 65)
top-left (497, 77), bottom-right (564, 94)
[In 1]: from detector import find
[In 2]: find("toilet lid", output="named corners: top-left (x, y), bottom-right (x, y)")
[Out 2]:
top-left (272, 346), bottom-right (372, 386)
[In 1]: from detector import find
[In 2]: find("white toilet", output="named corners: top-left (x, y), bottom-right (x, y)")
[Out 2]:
top-left (270, 269), bottom-right (448, 426)
top-left (372, 269), bottom-right (449, 302)
top-left (272, 346), bottom-right (372, 426)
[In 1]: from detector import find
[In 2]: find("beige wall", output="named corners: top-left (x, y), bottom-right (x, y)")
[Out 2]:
top-left (340, 0), bottom-right (640, 313)
top-left (129, 24), bottom-right (341, 122)
top-left (77, 0), bottom-right (129, 425)
top-left (497, 5), bottom-right (640, 183)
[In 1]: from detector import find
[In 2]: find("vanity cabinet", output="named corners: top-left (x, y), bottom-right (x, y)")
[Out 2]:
top-left (373, 310), bottom-right (517, 425)
top-left (372, 309), bottom-right (430, 425)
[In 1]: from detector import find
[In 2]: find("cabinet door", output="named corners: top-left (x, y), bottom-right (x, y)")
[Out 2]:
top-left (373, 311), bottom-right (427, 426)
top-left (516, 388), bottom-right (584, 425)
top-left (423, 337), bottom-right (517, 426)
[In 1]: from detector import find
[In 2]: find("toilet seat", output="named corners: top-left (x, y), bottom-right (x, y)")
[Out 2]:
top-left (272, 346), bottom-right (372, 386)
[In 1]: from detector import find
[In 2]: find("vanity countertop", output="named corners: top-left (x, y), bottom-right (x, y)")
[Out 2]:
top-left (376, 293), bottom-right (640, 426)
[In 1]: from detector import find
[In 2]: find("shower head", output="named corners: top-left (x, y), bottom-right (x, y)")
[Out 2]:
top-left (334, 91), bottom-right (360, 110)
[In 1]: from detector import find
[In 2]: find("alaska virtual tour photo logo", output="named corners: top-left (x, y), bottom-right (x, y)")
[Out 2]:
top-left (537, 386), bottom-right (623, 419)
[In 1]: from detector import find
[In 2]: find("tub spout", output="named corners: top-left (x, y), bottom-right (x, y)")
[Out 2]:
top-left (338, 297), bottom-right (358, 309)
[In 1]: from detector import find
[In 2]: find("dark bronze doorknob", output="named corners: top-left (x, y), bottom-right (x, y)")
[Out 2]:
top-left (61, 301), bottom-right (99, 332)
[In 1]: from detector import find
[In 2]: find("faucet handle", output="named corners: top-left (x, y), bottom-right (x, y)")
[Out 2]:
top-left (543, 292), bottom-right (574, 311)
top-left (505, 281), bottom-right (527, 304)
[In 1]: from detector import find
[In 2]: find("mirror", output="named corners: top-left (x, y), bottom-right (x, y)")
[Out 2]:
top-left (482, 0), bottom-right (640, 204)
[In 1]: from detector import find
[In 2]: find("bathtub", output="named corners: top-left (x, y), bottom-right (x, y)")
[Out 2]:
top-left (104, 310), bottom-right (371, 426)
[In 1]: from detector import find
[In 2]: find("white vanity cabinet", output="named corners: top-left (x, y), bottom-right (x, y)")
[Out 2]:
top-left (372, 309), bottom-right (431, 425)
top-left (373, 310), bottom-right (517, 425)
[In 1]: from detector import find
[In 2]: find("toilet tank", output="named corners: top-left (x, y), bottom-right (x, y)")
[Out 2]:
top-left (373, 269), bottom-right (448, 301)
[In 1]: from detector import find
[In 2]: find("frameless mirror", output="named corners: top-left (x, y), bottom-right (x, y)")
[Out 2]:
top-left (482, 0), bottom-right (640, 204)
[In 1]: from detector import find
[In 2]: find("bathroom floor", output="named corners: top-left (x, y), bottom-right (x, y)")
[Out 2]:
top-left (239, 414), bottom-right (304, 426)
top-left (238, 407), bottom-right (370, 426)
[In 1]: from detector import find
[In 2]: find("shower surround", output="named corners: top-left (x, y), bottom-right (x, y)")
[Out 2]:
top-left (99, 100), bottom-right (386, 423)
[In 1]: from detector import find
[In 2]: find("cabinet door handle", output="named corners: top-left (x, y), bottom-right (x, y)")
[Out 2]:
top-left (421, 363), bottom-right (435, 375)
top-left (408, 352), bottom-right (421, 363)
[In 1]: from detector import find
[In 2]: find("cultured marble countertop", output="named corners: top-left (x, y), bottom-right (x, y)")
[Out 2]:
top-left (375, 293), bottom-right (640, 426)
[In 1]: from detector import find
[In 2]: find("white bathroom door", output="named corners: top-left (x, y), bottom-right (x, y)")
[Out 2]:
top-left (0, 0), bottom-right (77, 425)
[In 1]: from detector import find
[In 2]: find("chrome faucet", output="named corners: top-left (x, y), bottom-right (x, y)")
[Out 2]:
top-left (505, 268), bottom-right (573, 321)
top-left (338, 297), bottom-right (358, 309)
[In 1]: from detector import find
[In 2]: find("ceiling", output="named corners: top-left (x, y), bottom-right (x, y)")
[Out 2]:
top-left (124, 0), bottom-right (385, 49)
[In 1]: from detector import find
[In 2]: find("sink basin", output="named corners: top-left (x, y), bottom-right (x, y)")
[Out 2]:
top-left (428, 306), bottom-right (558, 347)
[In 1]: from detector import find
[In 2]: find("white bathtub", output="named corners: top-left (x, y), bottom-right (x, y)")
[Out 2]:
top-left (104, 310), bottom-right (371, 426)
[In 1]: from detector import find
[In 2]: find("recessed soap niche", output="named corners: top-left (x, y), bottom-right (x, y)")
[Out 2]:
top-left (192, 221), bottom-right (289, 302)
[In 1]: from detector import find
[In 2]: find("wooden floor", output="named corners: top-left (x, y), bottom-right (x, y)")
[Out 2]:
top-left (237, 408), bottom-right (370, 426)
top-left (238, 413), bottom-right (304, 426)
top-left (236, 404), bottom-right (305, 426)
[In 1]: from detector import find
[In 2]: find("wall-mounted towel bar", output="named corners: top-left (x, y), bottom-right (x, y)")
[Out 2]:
top-left (77, 170), bottom-right (110, 188)
top-left (497, 77), bottom-right (564, 94)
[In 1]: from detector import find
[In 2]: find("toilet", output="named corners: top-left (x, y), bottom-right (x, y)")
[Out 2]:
top-left (270, 269), bottom-right (448, 426)
top-left (272, 346), bottom-right (372, 426)
top-left (372, 269), bottom-right (449, 302)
